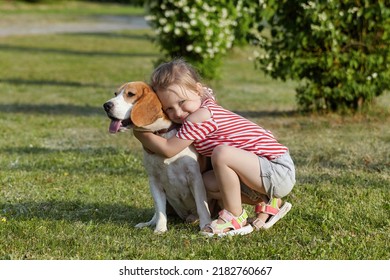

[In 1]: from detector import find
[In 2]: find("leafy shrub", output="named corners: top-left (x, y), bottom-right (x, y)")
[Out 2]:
top-left (145, 0), bottom-right (256, 80)
top-left (253, 0), bottom-right (390, 113)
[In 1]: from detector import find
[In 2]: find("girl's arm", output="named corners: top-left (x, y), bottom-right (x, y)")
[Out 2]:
top-left (134, 107), bottom-right (211, 157)
top-left (133, 130), bottom-right (193, 158)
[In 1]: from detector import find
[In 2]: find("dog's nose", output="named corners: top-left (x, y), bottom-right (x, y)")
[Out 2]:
top-left (103, 102), bottom-right (113, 112)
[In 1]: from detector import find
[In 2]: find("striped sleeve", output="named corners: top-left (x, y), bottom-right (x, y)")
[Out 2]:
top-left (176, 119), bottom-right (218, 141)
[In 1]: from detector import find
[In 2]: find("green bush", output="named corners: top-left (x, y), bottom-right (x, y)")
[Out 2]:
top-left (253, 0), bottom-right (390, 113)
top-left (145, 0), bottom-right (256, 80)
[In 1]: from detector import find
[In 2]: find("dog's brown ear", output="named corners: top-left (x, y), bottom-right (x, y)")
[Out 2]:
top-left (131, 85), bottom-right (164, 127)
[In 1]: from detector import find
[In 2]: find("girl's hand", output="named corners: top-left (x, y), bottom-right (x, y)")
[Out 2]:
top-left (133, 130), bottom-right (193, 158)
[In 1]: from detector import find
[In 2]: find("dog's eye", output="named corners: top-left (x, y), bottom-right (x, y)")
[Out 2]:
top-left (126, 92), bottom-right (135, 97)
top-left (114, 92), bottom-right (118, 97)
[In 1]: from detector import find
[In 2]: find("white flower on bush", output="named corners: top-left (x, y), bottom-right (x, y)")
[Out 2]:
top-left (162, 25), bottom-right (171, 33)
top-left (164, 10), bottom-right (175, 17)
top-left (145, 0), bottom-right (255, 77)
top-left (146, 0), bottom-right (238, 56)
top-left (175, 0), bottom-right (187, 8)
top-left (221, 8), bottom-right (228, 18)
top-left (318, 12), bottom-right (327, 22)
top-left (144, 15), bottom-right (155, 21)
top-left (348, 7), bottom-right (359, 14)
top-left (266, 62), bottom-right (273, 72)
top-left (158, 18), bottom-right (167, 25)
top-left (190, 19), bottom-right (197, 26)
top-left (194, 46), bottom-right (202, 53)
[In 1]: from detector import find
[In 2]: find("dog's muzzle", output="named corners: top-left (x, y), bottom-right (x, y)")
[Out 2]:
top-left (103, 101), bottom-right (114, 114)
top-left (103, 101), bottom-right (133, 134)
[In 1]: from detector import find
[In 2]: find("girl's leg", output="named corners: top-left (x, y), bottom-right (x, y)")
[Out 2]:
top-left (203, 171), bottom-right (266, 205)
top-left (203, 146), bottom-right (291, 230)
top-left (202, 170), bottom-right (222, 200)
top-left (210, 145), bottom-right (267, 217)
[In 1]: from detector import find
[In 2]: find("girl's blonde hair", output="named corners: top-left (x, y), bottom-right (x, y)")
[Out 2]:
top-left (150, 58), bottom-right (215, 99)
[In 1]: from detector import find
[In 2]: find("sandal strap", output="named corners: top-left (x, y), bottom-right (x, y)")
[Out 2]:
top-left (219, 209), bottom-right (248, 230)
top-left (255, 202), bottom-right (279, 216)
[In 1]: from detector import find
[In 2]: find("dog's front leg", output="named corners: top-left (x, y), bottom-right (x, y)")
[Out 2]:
top-left (191, 175), bottom-right (212, 229)
top-left (150, 180), bottom-right (168, 233)
top-left (135, 176), bottom-right (168, 233)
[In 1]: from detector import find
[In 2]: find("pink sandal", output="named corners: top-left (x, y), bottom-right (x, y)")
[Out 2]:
top-left (201, 209), bottom-right (253, 237)
top-left (252, 198), bottom-right (292, 230)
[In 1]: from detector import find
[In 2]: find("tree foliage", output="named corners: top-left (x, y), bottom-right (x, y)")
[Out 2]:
top-left (253, 0), bottom-right (390, 112)
top-left (145, 0), bottom-right (256, 80)
top-left (145, 0), bottom-right (390, 112)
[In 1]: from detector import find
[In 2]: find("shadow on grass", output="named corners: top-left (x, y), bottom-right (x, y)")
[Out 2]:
top-left (1, 146), bottom-right (119, 155)
top-left (0, 78), bottom-right (110, 88)
top-left (0, 43), bottom-right (157, 58)
top-left (0, 200), bottom-right (155, 226)
top-left (0, 102), bottom-right (103, 116)
top-left (65, 31), bottom-right (152, 41)
top-left (234, 109), bottom-right (298, 118)
top-left (1, 146), bottom-right (145, 175)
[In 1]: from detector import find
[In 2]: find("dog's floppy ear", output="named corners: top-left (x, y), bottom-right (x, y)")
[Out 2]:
top-left (131, 84), bottom-right (164, 127)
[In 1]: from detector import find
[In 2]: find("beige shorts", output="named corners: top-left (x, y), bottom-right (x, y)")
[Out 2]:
top-left (241, 151), bottom-right (296, 201)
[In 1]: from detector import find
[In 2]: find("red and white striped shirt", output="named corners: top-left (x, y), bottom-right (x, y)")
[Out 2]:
top-left (176, 98), bottom-right (288, 160)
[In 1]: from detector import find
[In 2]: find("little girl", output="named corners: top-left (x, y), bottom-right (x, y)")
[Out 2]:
top-left (134, 58), bottom-right (295, 237)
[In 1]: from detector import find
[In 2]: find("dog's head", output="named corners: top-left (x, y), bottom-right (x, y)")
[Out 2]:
top-left (103, 81), bottom-right (171, 133)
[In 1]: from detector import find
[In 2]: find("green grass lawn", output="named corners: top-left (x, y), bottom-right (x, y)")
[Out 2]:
top-left (0, 1), bottom-right (389, 260)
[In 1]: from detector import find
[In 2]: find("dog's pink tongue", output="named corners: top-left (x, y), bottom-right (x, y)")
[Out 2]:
top-left (109, 120), bottom-right (121, 134)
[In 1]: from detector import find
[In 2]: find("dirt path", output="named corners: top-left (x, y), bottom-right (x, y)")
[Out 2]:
top-left (0, 15), bottom-right (148, 37)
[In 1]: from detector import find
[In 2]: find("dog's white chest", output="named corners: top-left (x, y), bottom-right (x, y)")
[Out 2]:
top-left (143, 142), bottom-right (201, 219)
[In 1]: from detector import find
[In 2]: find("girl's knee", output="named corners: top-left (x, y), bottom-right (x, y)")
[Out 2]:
top-left (211, 145), bottom-right (231, 166)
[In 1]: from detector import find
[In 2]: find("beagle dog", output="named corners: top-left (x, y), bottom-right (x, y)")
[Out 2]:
top-left (103, 81), bottom-right (211, 233)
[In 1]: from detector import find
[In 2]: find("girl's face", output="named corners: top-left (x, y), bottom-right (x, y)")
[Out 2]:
top-left (157, 84), bottom-right (202, 124)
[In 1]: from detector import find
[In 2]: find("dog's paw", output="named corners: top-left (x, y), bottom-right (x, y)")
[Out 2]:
top-left (153, 227), bottom-right (168, 234)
